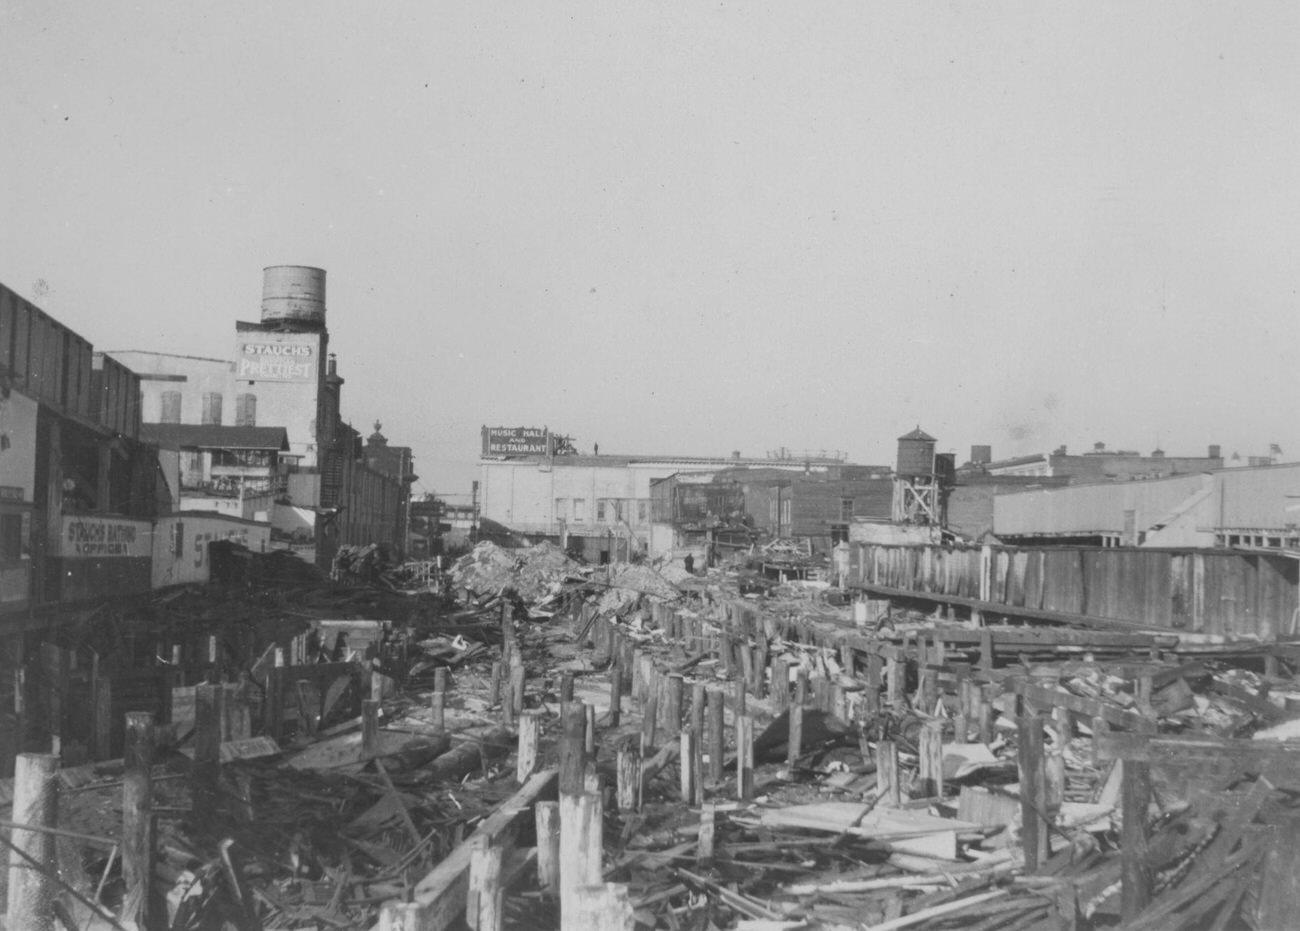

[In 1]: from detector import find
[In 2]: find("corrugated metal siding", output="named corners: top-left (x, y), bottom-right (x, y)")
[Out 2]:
top-left (850, 542), bottom-right (1297, 640)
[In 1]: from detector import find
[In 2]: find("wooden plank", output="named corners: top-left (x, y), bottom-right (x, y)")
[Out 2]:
top-left (1006, 680), bottom-right (1145, 730)
top-left (1096, 733), bottom-right (1300, 770)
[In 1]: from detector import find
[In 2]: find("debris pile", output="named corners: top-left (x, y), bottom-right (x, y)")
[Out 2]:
top-left (9, 540), bottom-right (1300, 930)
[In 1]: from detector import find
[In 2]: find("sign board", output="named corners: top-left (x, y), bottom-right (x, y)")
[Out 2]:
top-left (481, 425), bottom-right (550, 456)
top-left (236, 341), bottom-right (316, 382)
top-left (61, 516), bottom-right (151, 558)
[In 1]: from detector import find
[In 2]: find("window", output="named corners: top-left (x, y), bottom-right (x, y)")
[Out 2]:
top-left (202, 392), bottom-right (223, 426)
top-left (637, 500), bottom-right (648, 524)
top-left (554, 498), bottom-right (567, 521)
top-left (573, 498), bottom-right (586, 522)
top-left (236, 393), bottom-right (257, 427)
top-left (160, 390), bottom-right (182, 424)
top-left (841, 497), bottom-right (854, 521)
top-left (781, 499), bottom-right (791, 526)
top-left (596, 499), bottom-right (607, 521)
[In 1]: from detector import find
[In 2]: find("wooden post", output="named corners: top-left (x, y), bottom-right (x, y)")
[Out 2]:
top-left (433, 666), bottom-right (450, 695)
top-left (690, 682), bottom-right (705, 744)
top-left (569, 883), bottom-right (634, 930)
top-left (664, 674), bottom-right (684, 738)
top-left (979, 628), bottom-right (995, 675)
top-left (559, 792), bottom-right (604, 926)
top-left (585, 703), bottom-right (596, 757)
top-left (7, 753), bottom-right (59, 931)
top-left (680, 729), bottom-right (696, 803)
top-left (559, 702), bottom-right (587, 797)
top-left (697, 804), bottom-right (716, 865)
top-left (736, 715), bottom-right (754, 800)
top-left (510, 664), bottom-right (526, 718)
top-left (641, 678), bottom-right (659, 749)
top-left (225, 679), bottom-right (252, 741)
top-left (788, 669), bottom-right (808, 767)
top-left (1120, 759), bottom-right (1153, 921)
top-left (771, 656), bottom-right (788, 711)
top-left (734, 677), bottom-right (747, 719)
top-left (535, 801), bottom-right (561, 896)
top-left (517, 711), bottom-right (542, 783)
top-left (488, 661), bottom-right (504, 707)
top-left (362, 699), bottom-right (380, 759)
top-left (877, 740), bottom-right (900, 808)
top-left (1018, 715), bottom-right (1048, 872)
top-left (264, 650), bottom-right (285, 740)
top-left (430, 691), bottom-right (446, 731)
top-left (707, 689), bottom-right (725, 783)
top-left (121, 712), bottom-right (155, 929)
top-left (468, 839), bottom-right (505, 931)
top-left (617, 743), bottom-right (641, 812)
top-left (608, 662), bottom-right (623, 727)
top-left (194, 682), bottom-right (222, 824)
top-left (885, 656), bottom-right (903, 706)
top-left (918, 721), bottom-right (944, 799)
top-left (866, 653), bottom-right (882, 716)
top-left (559, 672), bottom-right (575, 704)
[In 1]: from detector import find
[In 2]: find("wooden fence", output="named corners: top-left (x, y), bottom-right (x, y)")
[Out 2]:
top-left (850, 543), bottom-right (1299, 640)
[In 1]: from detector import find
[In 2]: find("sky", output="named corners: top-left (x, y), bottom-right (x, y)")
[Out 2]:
top-left (4, 2), bottom-right (1300, 498)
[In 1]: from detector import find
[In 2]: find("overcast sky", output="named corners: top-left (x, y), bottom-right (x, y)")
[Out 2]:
top-left (4, 3), bottom-right (1299, 496)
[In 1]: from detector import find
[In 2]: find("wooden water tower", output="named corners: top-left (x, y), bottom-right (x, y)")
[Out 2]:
top-left (892, 426), bottom-right (940, 523)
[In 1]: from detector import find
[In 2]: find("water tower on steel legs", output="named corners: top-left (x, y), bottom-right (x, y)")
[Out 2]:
top-left (892, 426), bottom-right (941, 524)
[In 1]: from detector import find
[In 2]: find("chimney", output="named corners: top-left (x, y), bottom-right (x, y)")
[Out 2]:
top-left (970, 445), bottom-right (992, 465)
top-left (1209, 444), bottom-right (1221, 459)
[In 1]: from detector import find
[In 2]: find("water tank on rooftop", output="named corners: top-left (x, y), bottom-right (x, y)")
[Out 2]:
top-left (896, 426), bottom-right (937, 478)
top-left (261, 266), bottom-right (326, 327)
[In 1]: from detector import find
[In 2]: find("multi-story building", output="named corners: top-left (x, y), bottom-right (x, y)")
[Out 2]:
top-left (981, 442), bottom-right (1223, 482)
top-left (0, 283), bottom-right (166, 617)
top-left (109, 266), bottom-right (413, 567)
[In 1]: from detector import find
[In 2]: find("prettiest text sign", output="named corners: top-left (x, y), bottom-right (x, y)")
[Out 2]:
top-left (237, 341), bottom-right (316, 382)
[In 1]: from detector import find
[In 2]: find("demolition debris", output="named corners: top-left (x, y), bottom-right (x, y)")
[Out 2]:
top-left (4, 538), bottom-right (1300, 930)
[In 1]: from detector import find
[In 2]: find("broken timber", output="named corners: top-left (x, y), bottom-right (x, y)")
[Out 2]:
top-left (373, 768), bottom-right (558, 931)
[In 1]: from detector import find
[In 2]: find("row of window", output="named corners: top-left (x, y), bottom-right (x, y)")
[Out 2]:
top-left (554, 498), bottom-right (650, 525)
top-left (158, 391), bottom-right (258, 426)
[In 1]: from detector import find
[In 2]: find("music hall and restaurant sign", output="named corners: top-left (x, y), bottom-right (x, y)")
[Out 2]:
top-left (481, 425), bottom-right (553, 457)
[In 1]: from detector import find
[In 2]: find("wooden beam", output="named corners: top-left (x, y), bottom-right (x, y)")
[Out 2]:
top-left (374, 768), bottom-right (558, 931)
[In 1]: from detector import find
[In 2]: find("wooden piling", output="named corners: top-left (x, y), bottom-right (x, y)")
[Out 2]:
top-left (617, 743), bottom-right (641, 812)
top-left (736, 715), bottom-right (754, 800)
top-left (608, 662), bottom-right (623, 727)
top-left (489, 661), bottom-right (504, 707)
top-left (877, 740), bottom-right (900, 808)
top-left (1018, 715), bottom-right (1049, 872)
top-left (517, 711), bottom-right (542, 783)
top-left (559, 792), bottom-right (604, 927)
top-left (707, 689), bottom-right (725, 783)
top-left (558, 702), bottom-right (587, 796)
top-left (918, 721), bottom-right (944, 799)
top-left (468, 839), bottom-right (505, 931)
top-left (559, 672), bottom-right (575, 704)
top-left (641, 678), bottom-right (659, 750)
top-left (431, 691), bottom-right (445, 731)
top-left (121, 712), bottom-right (155, 929)
top-left (7, 753), bottom-right (59, 931)
top-left (362, 699), bottom-right (380, 759)
top-left (697, 804), bottom-right (716, 865)
top-left (665, 674), bottom-right (684, 738)
top-left (535, 801), bottom-right (561, 895)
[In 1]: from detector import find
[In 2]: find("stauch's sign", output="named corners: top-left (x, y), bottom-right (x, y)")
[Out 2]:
top-left (61, 516), bottom-right (151, 558)
top-left (482, 425), bottom-right (551, 456)
top-left (236, 341), bottom-right (316, 382)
